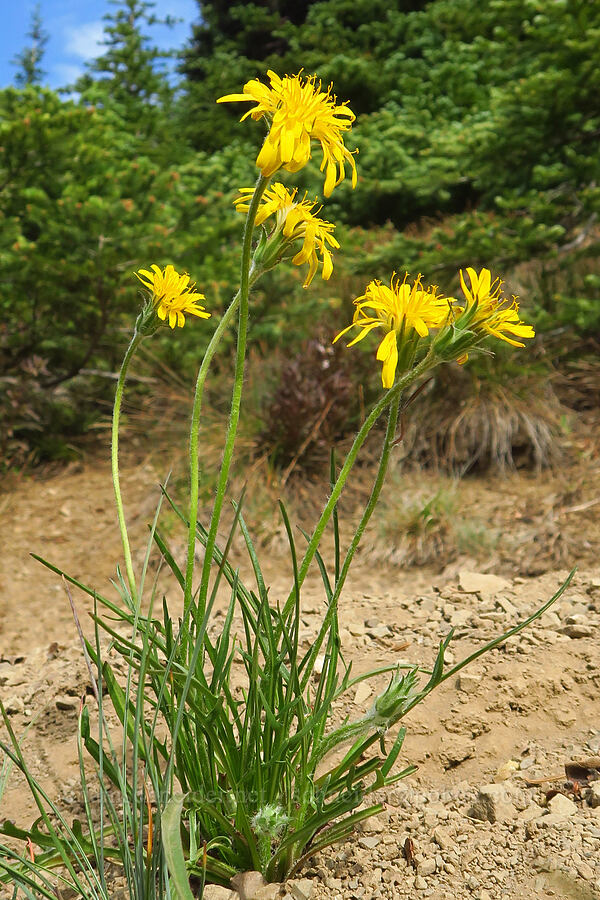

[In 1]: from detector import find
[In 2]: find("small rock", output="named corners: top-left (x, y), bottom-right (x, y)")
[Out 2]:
top-left (366, 623), bottom-right (392, 640)
top-left (419, 858), bottom-right (436, 876)
top-left (231, 871), bottom-right (268, 900)
top-left (560, 624), bottom-right (593, 638)
top-left (359, 814), bottom-right (386, 833)
top-left (587, 781), bottom-right (600, 808)
top-left (55, 695), bottom-right (79, 711)
top-left (414, 875), bottom-right (427, 890)
top-left (202, 887), bottom-right (236, 900)
top-left (313, 656), bottom-right (326, 677)
top-left (565, 613), bottom-right (589, 625)
top-left (495, 759), bottom-right (520, 781)
top-left (287, 878), bottom-right (314, 900)
top-left (547, 793), bottom-right (577, 817)
top-left (518, 804), bottom-right (543, 823)
top-left (469, 783), bottom-right (516, 824)
top-left (4, 695), bottom-right (24, 715)
top-left (587, 733), bottom-right (600, 754)
top-left (576, 861), bottom-right (595, 880)
top-left (432, 825), bottom-right (453, 850)
top-left (456, 673), bottom-right (481, 694)
top-left (254, 886), bottom-right (282, 900)
top-left (544, 611), bottom-right (562, 628)
top-left (537, 813), bottom-right (571, 829)
top-left (358, 835), bottom-right (381, 850)
top-left (458, 572), bottom-right (511, 599)
top-left (354, 682), bottom-right (372, 706)
top-left (495, 596), bottom-right (518, 617)
top-left (449, 609), bottom-right (471, 627)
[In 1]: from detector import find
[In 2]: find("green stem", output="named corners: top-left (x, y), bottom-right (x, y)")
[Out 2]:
top-left (299, 392), bottom-right (402, 691)
top-left (283, 351), bottom-right (435, 617)
top-left (111, 331), bottom-right (143, 603)
top-left (185, 173), bottom-right (270, 625)
top-left (334, 391), bottom-right (401, 600)
top-left (183, 288), bottom-right (241, 619)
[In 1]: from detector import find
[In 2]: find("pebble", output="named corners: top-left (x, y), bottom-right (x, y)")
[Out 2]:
top-left (547, 793), bottom-right (578, 817)
top-left (55, 694), bottom-right (79, 711)
top-left (254, 887), bottom-right (281, 900)
top-left (560, 623), bottom-right (593, 638)
top-left (288, 878), bottom-right (314, 900)
top-left (202, 887), bottom-right (236, 900)
top-left (577, 861), bottom-right (595, 881)
top-left (230, 871), bottom-right (268, 900)
top-left (469, 783), bottom-right (517, 824)
top-left (366, 623), bottom-right (392, 639)
top-left (419, 858), bottom-right (436, 876)
top-left (587, 782), bottom-right (600, 808)
top-left (456, 673), bottom-right (481, 694)
top-left (353, 682), bottom-right (372, 706)
top-left (457, 571), bottom-right (511, 599)
top-left (4, 695), bottom-right (24, 715)
top-left (358, 836), bottom-right (381, 850)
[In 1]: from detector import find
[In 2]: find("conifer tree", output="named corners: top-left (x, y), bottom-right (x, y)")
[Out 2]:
top-left (73, 0), bottom-right (174, 136)
top-left (12, 4), bottom-right (48, 87)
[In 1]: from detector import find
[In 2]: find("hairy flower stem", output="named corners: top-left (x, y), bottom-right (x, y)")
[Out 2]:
top-left (283, 352), bottom-right (435, 619)
top-left (296, 392), bottom-right (402, 696)
top-left (184, 174), bottom-right (270, 627)
top-left (183, 289), bottom-right (240, 621)
top-left (111, 330), bottom-right (144, 603)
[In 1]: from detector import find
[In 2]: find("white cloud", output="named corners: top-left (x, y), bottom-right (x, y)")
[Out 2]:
top-left (52, 62), bottom-right (84, 85)
top-left (65, 21), bottom-right (104, 61)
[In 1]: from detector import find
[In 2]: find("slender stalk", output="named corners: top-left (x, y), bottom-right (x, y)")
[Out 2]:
top-left (334, 390), bottom-right (401, 599)
top-left (283, 351), bottom-right (435, 617)
top-left (193, 174), bottom-right (270, 622)
top-left (183, 288), bottom-right (241, 619)
top-left (298, 391), bottom-right (402, 689)
top-left (111, 330), bottom-right (143, 602)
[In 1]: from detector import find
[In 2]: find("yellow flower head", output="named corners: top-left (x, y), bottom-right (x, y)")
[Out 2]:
top-left (459, 267), bottom-right (535, 348)
top-left (135, 264), bottom-right (210, 329)
top-left (218, 70), bottom-right (357, 197)
top-left (334, 274), bottom-right (451, 388)
top-left (235, 183), bottom-right (339, 287)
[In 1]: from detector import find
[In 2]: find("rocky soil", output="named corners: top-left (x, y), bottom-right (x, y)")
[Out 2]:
top-left (1, 449), bottom-right (600, 900)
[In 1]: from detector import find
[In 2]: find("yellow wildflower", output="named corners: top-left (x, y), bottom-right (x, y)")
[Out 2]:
top-left (235, 183), bottom-right (339, 287)
top-left (135, 264), bottom-right (210, 329)
top-left (458, 267), bottom-right (535, 347)
top-left (334, 274), bottom-right (451, 388)
top-left (218, 70), bottom-right (357, 197)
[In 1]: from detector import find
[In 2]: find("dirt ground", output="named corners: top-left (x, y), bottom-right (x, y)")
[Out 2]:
top-left (1, 430), bottom-right (600, 899)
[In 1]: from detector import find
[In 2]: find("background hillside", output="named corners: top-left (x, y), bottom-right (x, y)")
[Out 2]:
top-left (2, 0), bottom-right (598, 468)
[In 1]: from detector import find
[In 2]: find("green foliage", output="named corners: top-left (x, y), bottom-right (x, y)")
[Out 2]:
top-left (73, 0), bottom-right (175, 134)
top-left (3, 0), bottom-right (599, 463)
top-left (181, 0), bottom-right (600, 342)
top-left (0, 532), bottom-right (177, 898)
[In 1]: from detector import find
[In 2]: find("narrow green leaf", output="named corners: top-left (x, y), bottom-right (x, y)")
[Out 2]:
top-left (162, 795), bottom-right (195, 900)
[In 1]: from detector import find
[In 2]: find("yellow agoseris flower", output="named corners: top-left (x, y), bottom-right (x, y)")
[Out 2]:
top-left (135, 264), bottom-right (210, 329)
top-left (334, 274), bottom-right (451, 388)
top-left (459, 267), bottom-right (535, 347)
top-left (235, 183), bottom-right (339, 287)
top-left (218, 70), bottom-right (357, 197)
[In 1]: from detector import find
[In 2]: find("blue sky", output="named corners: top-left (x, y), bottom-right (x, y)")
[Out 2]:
top-left (2, 0), bottom-right (199, 90)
